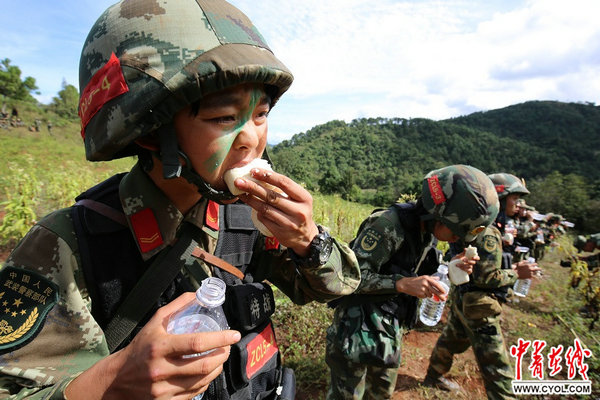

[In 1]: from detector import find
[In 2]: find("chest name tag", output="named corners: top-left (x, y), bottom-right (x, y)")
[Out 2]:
top-left (246, 322), bottom-right (279, 379)
top-left (0, 266), bottom-right (59, 353)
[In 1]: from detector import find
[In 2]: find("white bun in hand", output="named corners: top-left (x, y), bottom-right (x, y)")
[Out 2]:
top-left (224, 158), bottom-right (273, 196)
top-left (465, 245), bottom-right (478, 259)
top-left (251, 209), bottom-right (273, 237)
top-left (224, 158), bottom-right (280, 236)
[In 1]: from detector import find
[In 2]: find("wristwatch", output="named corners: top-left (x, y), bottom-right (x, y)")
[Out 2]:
top-left (289, 225), bottom-right (334, 268)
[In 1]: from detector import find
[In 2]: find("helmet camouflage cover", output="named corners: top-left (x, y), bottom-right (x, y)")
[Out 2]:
top-left (422, 165), bottom-right (499, 242)
top-left (79, 0), bottom-right (293, 161)
top-left (488, 173), bottom-right (530, 199)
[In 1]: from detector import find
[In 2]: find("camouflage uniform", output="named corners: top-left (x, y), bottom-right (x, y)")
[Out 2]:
top-left (0, 0), bottom-right (361, 397)
top-left (427, 225), bottom-right (517, 400)
top-left (0, 165), bottom-right (360, 398)
top-left (327, 165), bottom-right (499, 400)
top-left (326, 204), bottom-right (433, 399)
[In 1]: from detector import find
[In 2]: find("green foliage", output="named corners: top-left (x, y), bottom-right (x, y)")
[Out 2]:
top-left (0, 162), bottom-right (40, 246)
top-left (50, 80), bottom-right (79, 119)
top-left (0, 119), bottom-right (135, 239)
top-left (312, 193), bottom-right (374, 243)
top-left (0, 58), bottom-right (38, 102)
top-left (272, 287), bottom-right (333, 397)
top-left (527, 171), bottom-right (598, 232)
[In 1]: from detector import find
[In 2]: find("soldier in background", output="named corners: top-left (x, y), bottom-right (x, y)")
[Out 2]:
top-left (326, 165), bottom-right (499, 399)
top-left (513, 198), bottom-right (537, 262)
top-left (423, 172), bottom-right (540, 399)
top-left (0, 1), bottom-right (360, 398)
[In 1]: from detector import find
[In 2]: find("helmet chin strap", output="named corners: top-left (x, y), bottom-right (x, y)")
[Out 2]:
top-left (156, 123), bottom-right (237, 204)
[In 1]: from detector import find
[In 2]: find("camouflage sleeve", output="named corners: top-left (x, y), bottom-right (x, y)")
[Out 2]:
top-left (351, 209), bottom-right (406, 295)
top-left (0, 209), bottom-right (108, 399)
top-left (251, 230), bottom-right (361, 305)
top-left (471, 225), bottom-right (518, 289)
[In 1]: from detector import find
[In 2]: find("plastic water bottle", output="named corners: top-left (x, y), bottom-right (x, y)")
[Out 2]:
top-left (513, 257), bottom-right (534, 297)
top-left (419, 264), bottom-right (450, 326)
top-left (167, 277), bottom-right (229, 400)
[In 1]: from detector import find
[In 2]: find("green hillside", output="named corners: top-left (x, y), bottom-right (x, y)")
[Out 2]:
top-left (446, 101), bottom-right (600, 180)
top-left (270, 101), bottom-right (600, 230)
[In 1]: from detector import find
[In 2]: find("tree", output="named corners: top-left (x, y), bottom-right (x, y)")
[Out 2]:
top-left (0, 58), bottom-right (38, 101)
top-left (527, 171), bottom-right (591, 230)
top-left (50, 80), bottom-right (79, 119)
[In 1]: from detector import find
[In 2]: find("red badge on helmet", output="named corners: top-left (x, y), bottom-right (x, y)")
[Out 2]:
top-left (79, 52), bottom-right (129, 138)
top-left (427, 175), bottom-right (446, 205)
top-left (495, 185), bottom-right (505, 193)
top-left (130, 208), bottom-right (164, 253)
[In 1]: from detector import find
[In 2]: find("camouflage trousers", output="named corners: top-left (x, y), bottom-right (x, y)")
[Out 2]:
top-left (427, 295), bottom-right (515, 400)
top-left (325, 303), bottom-right (404, 400)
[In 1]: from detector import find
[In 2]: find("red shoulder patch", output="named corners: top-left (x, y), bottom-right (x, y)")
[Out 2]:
top-left (205, 201), bottom-right (219, 231)
top-left (130, 208), bottom-right (163, 253)
top-left (79, 53), bottom-right (129, 137)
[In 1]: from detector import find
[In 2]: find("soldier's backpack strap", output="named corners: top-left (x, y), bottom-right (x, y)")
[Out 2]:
top-left (70, 175), bottom-right (232, 352)
top-left (104, 221), bottom-right (204, 352)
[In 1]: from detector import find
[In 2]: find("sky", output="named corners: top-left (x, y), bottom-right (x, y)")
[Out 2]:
top-left (1, 0), bottom-right (600, 144)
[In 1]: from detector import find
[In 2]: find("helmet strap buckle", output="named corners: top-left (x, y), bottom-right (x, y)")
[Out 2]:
top-left (157, 122), bottom-right (182, 179)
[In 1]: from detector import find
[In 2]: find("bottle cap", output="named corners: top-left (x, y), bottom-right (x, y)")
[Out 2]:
top-left (437, 264), bottom-right (448, 274)
top-left (196, 277), bottom-right (226, 307)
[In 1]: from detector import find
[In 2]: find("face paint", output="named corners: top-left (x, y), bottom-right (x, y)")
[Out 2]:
top-left (203, 88), bottom-right (263, 173)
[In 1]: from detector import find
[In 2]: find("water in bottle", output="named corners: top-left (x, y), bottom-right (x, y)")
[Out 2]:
top-left (419, 264), bottom-right (450, 326)
top-left (167, 277), bottom-right (229, 399)
top-left (513, 257), bottom-right (534, 297)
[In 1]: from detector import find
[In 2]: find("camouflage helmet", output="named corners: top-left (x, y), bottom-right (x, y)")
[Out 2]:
top-left (488, 173), bottom-right (529, 199)
top-left (422, 165), bottom-right (499, 242)
top-left (78, 0), bottom-right (293, 161)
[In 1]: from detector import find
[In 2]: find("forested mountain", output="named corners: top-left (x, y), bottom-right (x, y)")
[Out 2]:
top-left (270, 101), bottom-right (600, 208)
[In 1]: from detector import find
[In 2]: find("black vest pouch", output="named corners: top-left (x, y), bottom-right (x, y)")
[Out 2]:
top-left (224, 282), bottom-right (275, 332)
top-left (225, 321), bottom-right (283, 396)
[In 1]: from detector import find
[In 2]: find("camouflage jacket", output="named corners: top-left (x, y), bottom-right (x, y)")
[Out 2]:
top-left (467, 225), bottom-right (518, 291)
top-left (0, 163), bottom-right (360, 399)
top-left (326, 204), bottom-right (431, 367)
top-left (352, 205), bottom-right (433, 296)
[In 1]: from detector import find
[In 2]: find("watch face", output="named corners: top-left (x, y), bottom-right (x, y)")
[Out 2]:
top-left (317, 232), bottom-right (333, 264)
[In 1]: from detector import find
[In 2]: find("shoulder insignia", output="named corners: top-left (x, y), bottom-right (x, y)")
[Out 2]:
top-left (0, 266), bottom-right (59, 353)
top-left (130, 208), bottom-right (164, 253)
top-left (360, 228), bottom-right (382, 252)
top-left (265, 236), bottom-right (279, 250)
top-left (205, 201), bottom-right (220, 231)
top-left (483, 235), bottom-right (498, 253)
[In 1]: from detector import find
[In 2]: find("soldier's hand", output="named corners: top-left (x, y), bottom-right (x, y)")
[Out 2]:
top-left (451, 252), bottom-right (479, 274)
top-left (514, 259), bottom-right (541, 280)
top-left (65, 292), bottom-right (240, 400)
top-left (237, 168), bottom-right (319, 256)
top-left (395, 276), bottom-right (448, 300)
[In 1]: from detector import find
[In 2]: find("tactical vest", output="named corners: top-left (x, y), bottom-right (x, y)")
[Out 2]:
top-left (70, 174), bottom-right (294, 400)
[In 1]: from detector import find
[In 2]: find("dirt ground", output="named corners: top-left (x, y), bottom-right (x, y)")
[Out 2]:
top-left (392, 325), bottom-right (487, 400)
